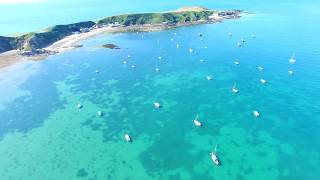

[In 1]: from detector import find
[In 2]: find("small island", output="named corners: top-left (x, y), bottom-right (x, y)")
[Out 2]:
top-left (0, 7), bottom-right (241, 68)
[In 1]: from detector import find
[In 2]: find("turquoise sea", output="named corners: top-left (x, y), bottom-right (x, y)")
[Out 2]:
top-left (0, 0), bottom-right (320, 179)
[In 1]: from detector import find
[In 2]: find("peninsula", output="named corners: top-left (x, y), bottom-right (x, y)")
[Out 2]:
top-left (0, 7), bottom-right (241, 68)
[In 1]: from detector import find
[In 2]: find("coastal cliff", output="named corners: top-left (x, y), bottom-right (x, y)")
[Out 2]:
top-left (0, 7), bottom-right (241, 54)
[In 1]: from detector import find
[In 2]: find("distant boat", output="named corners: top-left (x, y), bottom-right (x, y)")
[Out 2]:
top-left (189, 48), bottom-right (194, 53)
top-left (199, 33), bottom-right (203, 37)
top-left (176, 44), bottom-right (180, 48)
top-left (127, 55), bottom-right (131, 58)
top-left (288, 70), bottom-right (294, 75)
top-left (289, 54), bottom-right (296, 64)
top-left (123, 60), bottom-right (128, 64)
top-left (234, 61), bottom-right (240, 65)
top-left (77, 103), bottom-right (82, 109)
top-left (200, 38), bottom-right (204, 41)
top-left (240, 38), bottom-right (245, 43)
top-left (260, 79), bottom-right (267, 84)
top-left (258, 66), bottom-right (264, 71)
top-left (232, 83), bottom-right (239, 93)
top-left (170, 38), bottom-right (174, 41)
top-left (131, 65), bottom-right (136, 68)
top-left (154, 102), bottom-right (161, 109)
top-left (193, 114), bottom-right (202, 127)
top-left (158, 56), bottom-right (163, 60)
top-left (200, 59), bottom-right (205, 63)
top-left (124, 134), bottom-right (131, 142)
top-left (155, 67), bottom-right (160, 72)
top-left (97, 111), bottom-right (103, 117)
top-left (207, 76), bottom-right (213, 81)
top-left (253, 110), bottom-right (260, 117)
top-left (210, 145), bottom-right (220, 166)
top-left (95, 70), bottom-right (99, 73)
top-left (237, 42), bottom-right (242, 47)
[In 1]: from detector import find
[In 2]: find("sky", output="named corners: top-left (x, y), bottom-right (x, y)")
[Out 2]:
top-left (0, 0), bottom-right (45, 4)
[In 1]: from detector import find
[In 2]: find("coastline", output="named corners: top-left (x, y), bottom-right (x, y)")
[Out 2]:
top-left (0, 9), bottom-right (241, 69)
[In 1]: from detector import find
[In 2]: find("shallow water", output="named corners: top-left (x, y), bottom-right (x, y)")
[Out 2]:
top-left (0, 1), bottom-right (320, 180)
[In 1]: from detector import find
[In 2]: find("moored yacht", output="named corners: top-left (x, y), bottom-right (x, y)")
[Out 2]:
top-left (193, 114), bottom-right (202, 127)
top-left (124, 134), bottom-right (131, 142)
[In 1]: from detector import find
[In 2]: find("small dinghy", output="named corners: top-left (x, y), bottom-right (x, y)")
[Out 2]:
top-left (158, 56), bottom-right (163, 60)
top-left (97, 111), bottom-right (103, 117)
top-left (241, 38), bottom-right (245, 43)
top-left (170, 38), bottom-right (174, 41)
top-left (206, 76), bottom-right (213, 81)
top-left (258, 66), bottom-right (264, 71)
top-left (237, 42), bottom-right (242, 47)
top-left (127, 55), bottom-right (131, 58)
top-left (131, 65), bottom-right (136, 68)
top-left (77, 103), bottom-right (82, 109)
top-left (200, 59), bottom-right (205, 63)
top-left (189, 48), bottom-right (194, 53)
top-left (155, 67), bottom-right (160, 72)
top-left (193, 114), bottom-right (202, 127)
top-left (123, 60), bottom-right (127, 64)
top-left (253, 110), bottom-right (260, 117)
top-left (95, 70), bottom-right (99, 73)
top-left (289, 54), bottom-right (296, 64)
top-left (234, 61), bottom-right (240, 65)
top-left (124, 134), bottom-right (131, 142)
top-left (260, 79), bottom-right (267, 84)
top-left (176, 44), bottom-right (180, 48)
top-left (154, 102), bottom-right (161, 109)
top-left (210, 145), bottom-right (220, 166)
top-left (288, 70), bottom-right (294, 75)
top-left (232, 83), bottom-right (239, 93)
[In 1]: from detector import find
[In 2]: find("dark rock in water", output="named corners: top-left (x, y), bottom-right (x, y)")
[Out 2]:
top-left (102, 44), bottom-right (120, 49)
top-left (77, 168), bottom-right (88, 177)
top-left (72, 44), bottom-right (83, 48)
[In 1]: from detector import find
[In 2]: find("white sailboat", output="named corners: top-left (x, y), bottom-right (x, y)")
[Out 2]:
top-left (234, 61), bottom-right (240, 65)
top-left (288, 70), bottom-right (294, 75)
top-left (124, 134), bottom-right (131, 142)
top-left (253, 110), bottom-right (260, 117)
top-left (232, 83), bottom-right (239, 93)
top-left (258, 66), bottom-right (264, 71)
top-left (77, 103), bottom-right (83, 109)
top-left (189, 48), bottom-right (194, 53)
top-left (97, 111), bottom-right (103, 117)
top-left (206, 76), bottom-right (213, 81)
top-left (210, 145), bottom-right (220, 166)
top-left (154, 102), bottom-right (161, 109)
top-left (289, 54), bottom-right (296, 64)
top-left (193, 114), bottom-right (202, 127)
top-left (260, 79), bottom-right (267, 84)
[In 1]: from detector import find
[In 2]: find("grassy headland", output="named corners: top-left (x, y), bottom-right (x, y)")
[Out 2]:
top-left (0, 7), bottom-right (241, 54)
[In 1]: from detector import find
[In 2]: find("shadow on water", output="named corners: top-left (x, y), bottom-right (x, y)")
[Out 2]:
top-left (0, 67), bottom-right (66, 140)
